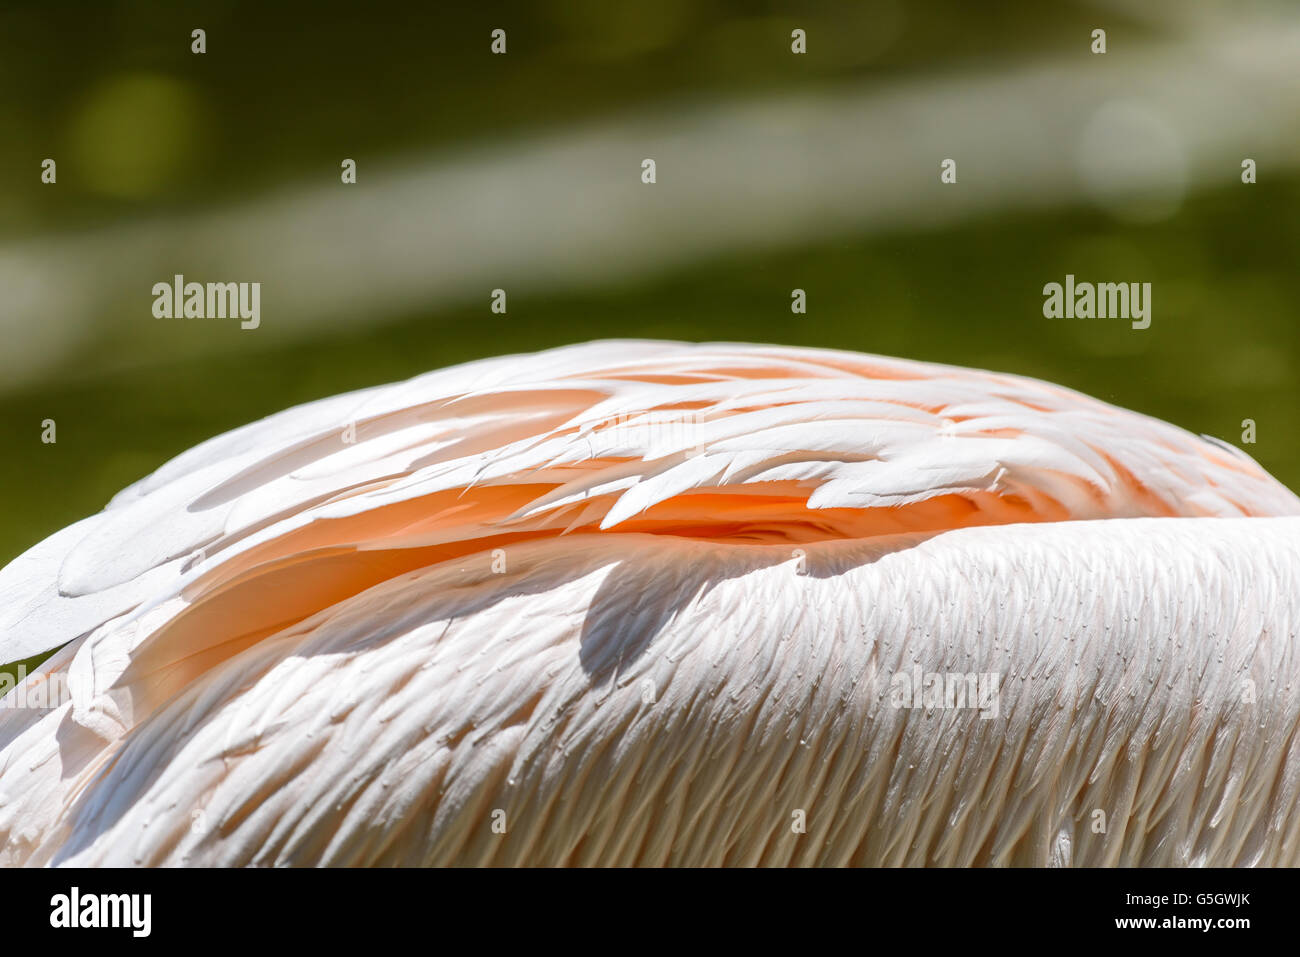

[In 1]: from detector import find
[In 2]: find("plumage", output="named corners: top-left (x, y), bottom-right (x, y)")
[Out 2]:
top-left (1, 340), bottom-right (1298, 865)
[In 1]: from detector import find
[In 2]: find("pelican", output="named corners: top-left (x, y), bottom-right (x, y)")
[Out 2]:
top-left (2, 340), bottom-right (1298, 866)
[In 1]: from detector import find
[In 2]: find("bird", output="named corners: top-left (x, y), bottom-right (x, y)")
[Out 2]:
top-left (1, 339), bottom-right (1299, 867)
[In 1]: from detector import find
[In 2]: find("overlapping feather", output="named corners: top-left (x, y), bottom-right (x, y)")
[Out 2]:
top-left (1, 340), bottom-right (1298, 865)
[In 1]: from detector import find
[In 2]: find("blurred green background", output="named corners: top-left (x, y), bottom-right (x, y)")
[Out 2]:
top-left (1, 0), bottom-right (1298, 591)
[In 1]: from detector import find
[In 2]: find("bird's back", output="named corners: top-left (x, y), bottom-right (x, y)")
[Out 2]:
top-left (2, 340), bottom-right (1298, 865)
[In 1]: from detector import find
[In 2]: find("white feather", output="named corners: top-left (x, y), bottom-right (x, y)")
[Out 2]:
top-left (1, 340), bottom-right (1298, 866)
